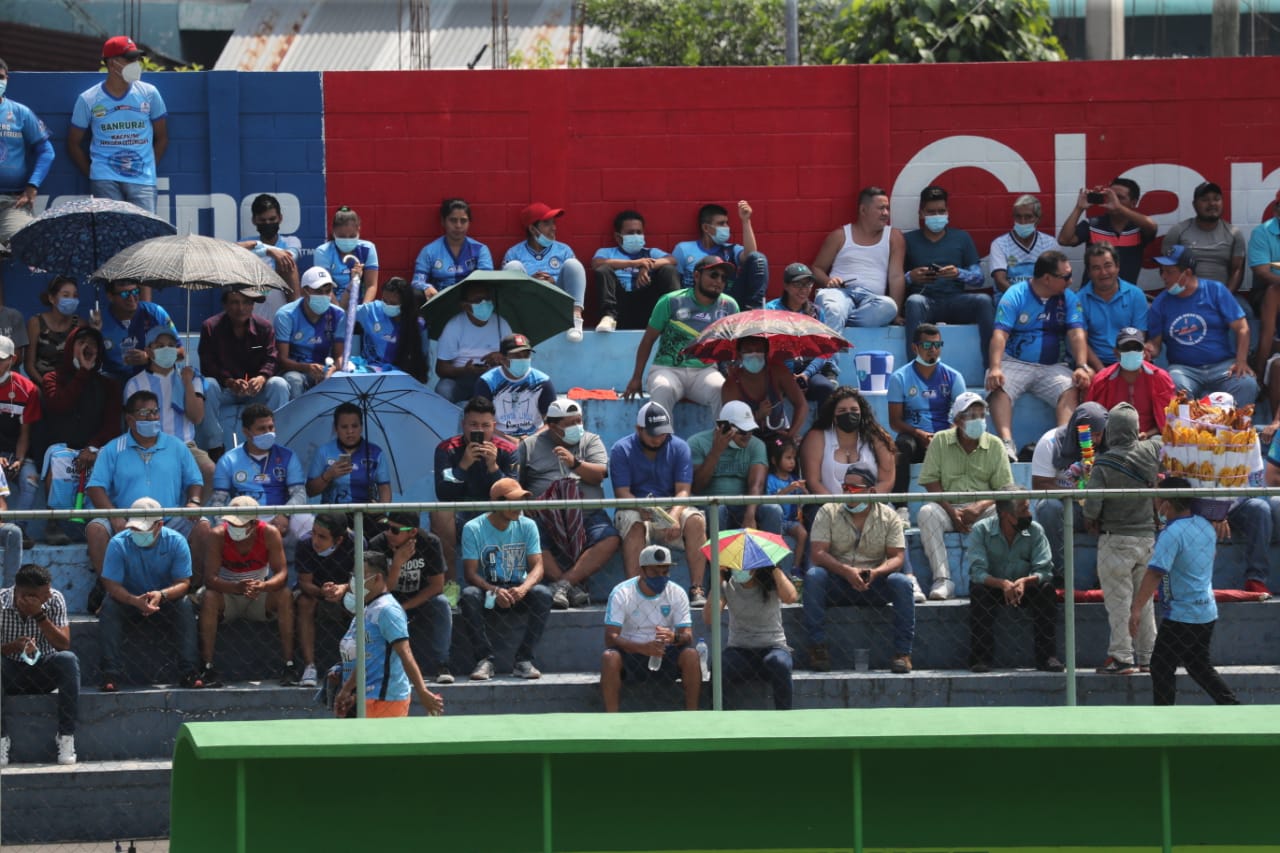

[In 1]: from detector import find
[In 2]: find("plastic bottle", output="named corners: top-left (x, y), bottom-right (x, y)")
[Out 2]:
top-left (647, 654), bottom-right (662, 671)
top-left (696, 639), bottom-right (710, 681)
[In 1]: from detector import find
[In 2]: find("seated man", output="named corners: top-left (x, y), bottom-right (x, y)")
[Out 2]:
top-left (592, 209), bottom-right (680, 332)
top-left (600, 544), bottom-right (699, 712)
top-left (623, 255), bottom-right (739, 416)
top-left (473, 333), bottom-right (556, 439)
top-left (803, 462), bottom-right (914, 674)
top-left (198, 496), bottom-right (295, 687)
top-left (96, 277), bottom-right (180, 383)
top-left (433, 278), bottom-right (513, 404)
top-left (672, 201), bottom-right (767, 310)
top-left (459, 478), bottom-right (553, 681)
top-left (517, 397), bottom-right (620, 610)
top-left (1161, 181), bottom-right (1246, 305)
top-left (689, 399), bottom-right (783, 537)
top-left (367, 510), bottom-right (452, 685)
top-left (811, 186), bottom-right (903, 328)
top-left (98, 498), bottom-right (202, 690)
top-left (237, 193), bottom-right (301, 322)
top-left (988, 194), bottom-right (1060, 296)
top-left (887, 323), bottom-right (966, 499)
top-left (986, 250), bottom-right (1092, 458)
top-left (294, 512), bottom-right (355, 688)
top-left (502, 202), bottom-right (588, 341)
top-left (273, 266), bottom-right (344, 400)
top-left (1, 564), bottom-right (78, 767)
top-left (916, 392), bottom-right (1014, 601)
top-left (610, 401), bottom-right (708, 603)
top-left (0, 335), bottom-right (42, 546)
top-left (197, 287), bottom-right (290, 451)
top-left (966, 489), bottom-right (1064, 673)
top-left (1146, 246), bottom-right (1255, 405)
top-left (1087, 327), bottom-right (1175, 440)
top-left (1029, 402), bottom-right (1109, 581)
top-left (210, 403), bottom-right (311, 552)
top-left (1077, 243), bottom-right (1148, 370)
top-left (431, 396), bottom-right (518, 578)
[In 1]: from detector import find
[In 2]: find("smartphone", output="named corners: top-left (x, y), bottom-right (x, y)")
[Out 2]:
top-left (927, 262), bottom-right (941, 274)
top-left (1086, 191), bottom-right (1106, 204)
top-left (718, 423), bottom-right (733, 436)
top-left (469, 430), bottom-right (485, 444)
top-left (484, 589), bottom-right (497, 609)
top-left (338, 452), bottom-right (352, 465)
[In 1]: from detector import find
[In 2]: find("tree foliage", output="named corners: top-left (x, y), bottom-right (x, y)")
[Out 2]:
top-left (824, 0), bottom-right (1066, 64)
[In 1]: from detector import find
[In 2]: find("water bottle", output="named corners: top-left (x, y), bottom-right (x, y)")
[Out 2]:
top-left (696, 640), bottom-right (710, 682)
top-left (647, 654), bottom-right (662, 671)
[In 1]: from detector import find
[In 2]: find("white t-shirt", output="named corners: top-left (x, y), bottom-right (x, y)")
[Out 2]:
top-left (1030, 427), bottom-right (1078, 489)
top-left (604, 577), bottom-right (692, 645)
top-left (436, 313), bottom-right (513, 368)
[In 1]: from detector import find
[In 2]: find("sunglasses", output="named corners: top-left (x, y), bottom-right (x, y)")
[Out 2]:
top-left (114, 288), bottom-right (142, 299)
top-left (701, 270), bottom-right (727, 280)
top-left (841, 483), bottom-right (870, 494)
top-left (385, 525), bottom-right (415, 534)
top-left (130, 408), bottom-right (160, 418)
top-left (1049, 272), bottom-right (1073, 282)
top-left (917, 341), bottom-right (943, 351)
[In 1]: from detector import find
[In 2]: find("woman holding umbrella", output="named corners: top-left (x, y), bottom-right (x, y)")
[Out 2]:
top-left (720, 336), bottom-right (808, 444)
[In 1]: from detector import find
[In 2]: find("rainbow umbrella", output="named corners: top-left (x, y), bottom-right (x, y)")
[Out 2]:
top-left (700, 528), bottom-right (792, 571)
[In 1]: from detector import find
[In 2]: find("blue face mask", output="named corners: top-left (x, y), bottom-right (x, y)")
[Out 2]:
top-left (741, 354), bottom-right (766, 374)
top-left (134, 420), bottom-right (161, 439)
top-left (334, 237), bottom-right (358, 253)
top-left (470, 300), bottom-right (495, 322)
top-left (1119, 350), bottom-right (1145, 372)
top-left (561, 424), bottom-right (584, 445)
top-left (307, 295), bottom-right (331, 314)
top-left (731, 569), bottom-right (754, 583)
top-left (316, 543), bottom-right (337, 558)
top-left (962, 417), bottom-right (986, 440)
top-left (57, 297), bottom-right (79, 316)
top-left (712, 226), bottom-right (731, 245)
top-left (382, 302), bottom-right (401, 318)
top-left (845, 502), bottom-right (868, 514)
top-left (621, 234), bottom-right (645, 253)
top-left (151, 347), bottom-right (179, 370)
top-left (1013, 222), bottom-right (1036, 239)
top-left (19, 644), bottom-right (39, 666)
top-left (534, 232), bottom-right (554, 249)
top-left (130, 529), bottom-right (156, 548)
top-left (1167, 283), bottom-right (1186, 296)
top-left (252, 431), bottom-right (277, 451)
top-left (342, 590), bottom-right (357, 612)
top-left (507, 358), bottom-right (532, 379)
top-left (924, 214), bottom-right (949, 233)
top-left (643, 574), bottom-right (669, 594)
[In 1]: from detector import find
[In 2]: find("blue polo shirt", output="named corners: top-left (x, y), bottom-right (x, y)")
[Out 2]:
top-left (503, 239), bottom-right (577, 284)
top-left (214, 443), bottom-right (305, 506)
top-left (273, 298), bottom-right (345, 364)
top-left (594, 245), bottom-right (672, 292)
top-left (87, 430), bottom-right (202, 509)
top-left (0, 97), bottom-right (54, 193)
top-left (307, 439), bottom-right (391, 504)
top-left (313, 239), bottom-right (378, 304)
top-left (412, 236), bottom-right (494, 292)
top-left (994, 281), bottom-right (1085, 365)
top-left (1149, 515), bottom-right (1218, 624)
top-left (1077, 279), bottom-right (1148, 366)
top-left (100, 302), bottom-right (178, 381)
top-left (888, 360), bottom-right (966, 434)
top-left (609, 433), bottom-right (693, 499)
top-left (672, 239), bottom-right (744, 287)
top-left (101, 527), bottom-right (192, 596)
top-left (1147, 278), bottom-right (1244, 366)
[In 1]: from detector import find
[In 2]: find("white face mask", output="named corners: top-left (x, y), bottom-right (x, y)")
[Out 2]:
top-left (227, 523), bottom-right (254, 542)
top-left (121, 61), bottom-right (143, 84)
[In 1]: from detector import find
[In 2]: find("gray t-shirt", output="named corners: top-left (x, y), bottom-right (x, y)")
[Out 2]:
top-left (1161, 219), bottom-right (1245, 285)
top-left (722, 578), bottom-right (788, 650)
top-left (517, 429), bottom-right (608, 501)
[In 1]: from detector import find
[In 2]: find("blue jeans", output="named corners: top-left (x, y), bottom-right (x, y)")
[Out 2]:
top-left (1, 651), bottom-right (80, 736)
top-left (200, 376), bottom-right (291, 449)
top-left (904, 290), bottom-right (995, 367)
top-left (407, 596), bottom-right (453, 668)
top-left (434, 375), bottom-right (479, 404)
top-left (2, 457), bottom-right (40, 532)
top-left (99, 595), bottom-right (200, 680)
top-left (721, 646), bottom-right (793, 710)
top-left (802, 567), bottom-right (916, 654)
top-left (1166, 358), bottom-right (1258, 407)
top-left (717, 503), bottom-right (783, 536)
top-left (0, 522), bottom-right (21, 584)
top-left (729, 252), bottom-right (769, 310)
top-left (815, 286), bottom-right (899, 328)
top-left (89, 179), bottom-right (157, 214)
top-left (503, 258), bottom-right (587, 308)
top-left (1228, 498), bottom-right (1271, 583)
top-left (459, 583), bottom-right (552, 664)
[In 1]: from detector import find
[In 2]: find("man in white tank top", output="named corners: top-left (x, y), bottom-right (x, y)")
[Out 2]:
top-left (811, 187), bottom-right (905, 328)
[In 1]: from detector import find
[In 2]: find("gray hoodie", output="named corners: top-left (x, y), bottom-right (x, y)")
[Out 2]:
top-left (1082, 402), bottom-right (1161, 536)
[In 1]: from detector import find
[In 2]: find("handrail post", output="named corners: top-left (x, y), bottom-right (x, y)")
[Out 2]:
top-left (708, 501), bottom-right (722, 712)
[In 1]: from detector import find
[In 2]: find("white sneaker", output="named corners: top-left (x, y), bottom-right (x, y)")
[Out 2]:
top-left (896, 506), bottom-right (912, 525)
top-left (907, 574), bottom-right (926, 604)
top-left (299, 663), bottom-right (318, 688)
top-left (567, 312), bottom-right (584, 343)
top-left (56, 734), bottom-right (76, 766)
top-left (0, 735), bottom-right (10, 767)
top-left (595, 315), bottom-right (617, 333)
top-left (470, 658), bottom-right (495, 681)
top-left (929, 579), bottom-right (955, 601)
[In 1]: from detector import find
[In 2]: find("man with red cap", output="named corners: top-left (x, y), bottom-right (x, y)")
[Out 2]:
top-left (502, 202), bottom-right (587, 342)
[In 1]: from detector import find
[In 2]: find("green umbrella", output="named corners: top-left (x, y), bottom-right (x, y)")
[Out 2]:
top-left (419, 269), bottom-right (574, 347)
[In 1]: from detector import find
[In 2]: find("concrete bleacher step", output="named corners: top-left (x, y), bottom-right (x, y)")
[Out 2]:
top-left (0, 759), bottom-right (172, 845)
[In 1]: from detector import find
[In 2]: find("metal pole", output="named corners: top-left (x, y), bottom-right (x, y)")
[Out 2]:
top-left (1062, 497), bottom-right (1077, 706)
top-left (354, 510), bottom-right (367, 716)
top-left (784, 0), bottom-right (799, 65)
top-left (708, 501), bottom-right (722, 711)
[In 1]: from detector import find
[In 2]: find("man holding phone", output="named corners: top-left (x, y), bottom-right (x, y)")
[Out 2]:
top-left (1057, 178), bottom-right (1158, 294)
top-left (802, 462), bottom-right (914, 674)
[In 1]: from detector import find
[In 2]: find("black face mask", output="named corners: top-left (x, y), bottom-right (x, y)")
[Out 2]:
top-left (835, 411), bottom-right (861, 433)
top-left (1014, 516), bottom-right (1032, 532)
top-left (257, 222), bottom-right (280, 240)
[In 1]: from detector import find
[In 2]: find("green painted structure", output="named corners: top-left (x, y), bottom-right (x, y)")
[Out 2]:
top-left (171, 707), bottom-right (1278, 852)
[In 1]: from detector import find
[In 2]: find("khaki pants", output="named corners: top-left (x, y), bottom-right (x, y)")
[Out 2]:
top-left (917, 501), bottom-right (995, 583)
top-left (1097, 533), bottom-right (1156, 665)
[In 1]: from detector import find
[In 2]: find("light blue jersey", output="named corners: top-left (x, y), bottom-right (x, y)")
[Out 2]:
top-left (340, 593), bottom-right (411, 701)
top-left (0, 97), bottom-right (54, 193)
top-left (273, 298), bottom-right (345, 364)
top-left (1078, 279), bottom-right (1147, 366)
top-left (1150, 515), bottom-right (1218, 624)
top-left (672, 239), bottom-right (742, 287)
top-left (412, 236), bottom-right (493, 291)
top-left (214, 443), bottom-right (304, 506)
top-left (503, 240), bottom-right (576, 284)
top-left (592, 245), bottom-right (670, 292)
top-left (994, 281), bottom-right (1084, 365)
top-left (313, 239), bottom-right (378, 304)
top-left (70, 81), bottom-right (166, 185)
top-left (307, 438), bottom-right (391, 504)
top-left (461, 514), bottom-right (541, 585)
top-left (887, 360), bottom-right (966, 434)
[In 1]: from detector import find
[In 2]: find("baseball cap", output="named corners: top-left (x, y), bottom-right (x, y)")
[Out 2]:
top-left (844, 462), bottom-right (878, 487)
top-left (546, 398), bottom-right (581, 419)
top-left (639, 544), bottom-right (674, 568)
top-left (783, 262), bottom-right (816, 284)
top-left (378, 510), bottom-right (420, 530)
top-left (521, 202), bottom-right (565, 229)
top-left (144, 326), bottom-right (178, 347)
top-left (125, 497), bottom-right (163, 531)
top-left (636, 401), bottom-right (673, 436)
top-left (301, 266), bottom-right (335, 291)
top-left (229, 284), bottom-right (267, 303)
top-left (718, 400), bottom-right (757, 433)
top-left (103, 36), bottom-right (145, 60)
top-left (220, 495), bottom-right (260, 526)
top-left (950, 391), bottom-right (988, 422)
top-left (1193, 181), bottom-right (1223, 200)
top-left (694, 255), bottom-right (736, 275)
top-left (1115, 327), bottom-right (1145, 349)
top-left (1153, 244), bottom-right (1196, 270)
top-left (490, 477), bottom-right (532, 501)
top-left (1201, 392), bottom-right (1235, 411)
top-left (0, 336), bottom-right (15, 360)
top-left (500, 333), bottom-right (533, 356)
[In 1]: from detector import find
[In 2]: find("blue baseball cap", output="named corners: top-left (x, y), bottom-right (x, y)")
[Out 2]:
top-left (1153, 244), bottom-right (1195, 271)
top-left (145, 326), bottom-right (179, 347)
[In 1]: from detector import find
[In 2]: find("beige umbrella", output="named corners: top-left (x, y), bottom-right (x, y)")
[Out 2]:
top-left (90, 233), bottom-right (289, 294)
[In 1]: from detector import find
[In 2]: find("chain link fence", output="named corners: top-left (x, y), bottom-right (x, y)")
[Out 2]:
top-left (2, 485), bottom-right (1275, 847)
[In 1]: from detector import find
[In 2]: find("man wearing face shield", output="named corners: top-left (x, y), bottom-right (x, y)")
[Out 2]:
top-left (67, 36), bottom-right (167, 214)
top-left (475, 334), bottom-right (556, 439)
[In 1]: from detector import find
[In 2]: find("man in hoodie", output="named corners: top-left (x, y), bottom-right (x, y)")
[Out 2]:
top-left (1082, 403), bottom-right (1160, 675)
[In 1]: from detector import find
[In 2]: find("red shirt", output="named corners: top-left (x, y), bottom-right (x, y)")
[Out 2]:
top-left (0, 373), bottom-right (41, 454)
top-left (1087, 361), bottom-right (1176, 435)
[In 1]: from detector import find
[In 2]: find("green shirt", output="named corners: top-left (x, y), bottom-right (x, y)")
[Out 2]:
top-left (917, 427), bottom-right (1013, 493)
top-left (648, 288), bottom-right (739, 369)
top-left (687, 429), bottom-right (766, 497)
top-left (965, 514), bottom-right (1053, 585)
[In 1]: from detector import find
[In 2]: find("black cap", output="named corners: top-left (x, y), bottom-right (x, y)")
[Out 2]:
top-left (844, 462), bottom-right (878, 487)
top-left (636, 401), bottom-right (673, 436)
top-left (694, 255), bottom-right (736, 275)
top-left (783, 262), bottom-right (816, 284)
top-left (1193, 181), bottom-right (1223, 200)
top-left (378, 511), bottom-right (420, 529)
top-left (500, 333), bottom-right (533, 356)
top-left (1115, 327), bottom-right (1145, 348)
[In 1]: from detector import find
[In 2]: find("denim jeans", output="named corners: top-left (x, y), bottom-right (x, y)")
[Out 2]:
top-left (89, 179), bottom-right (157, 214)
top-left (1032, 498), bottom-right (1097, 583)
top-left (1, 457), bottom-right (39, 531)
top-left (717, 503), bottom-right (784, 537)
top-left (99, 595), bottom-right (200, 679)
top-left (728, 252), bottom-right (769, 310)
top-left (407, 595), bottom-right (453, 669)
top-left (1, 651), bottom-right (80, 736)
top-left (1227, 498), bottom-right (1271, 583)
top-left (459, 583), bottom-right (552, 663)
top-left (721, 646), bottom-right (793, 710)
top-left (1166, 358), bottom-right (1258, 407)
top-left (503, 258), bottom-right (587, 308)
top-left (0, 522), bottom-right (22, 584)
top-left (815, 286), bottom-right (899, 328)
top-left (904, 290), bottom-right (995, 367)
top-left (200, 376), bottom-right (291, 449)
top-left (802, 567), bottom-right (916, 654)
top-left (435, 375), bottom-right (479, 404)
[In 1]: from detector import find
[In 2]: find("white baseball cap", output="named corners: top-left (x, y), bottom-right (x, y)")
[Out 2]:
top-left (546, 398), bottom-right (582, 419)
top-left (125, 497), bottom-right (163, 531)
top-left (950, 391), bottom-right (987, 422)
top-left (220, 494), bottom-right (260, 526)
top-left (301, 266), bottom-right (335, 291)
top-left (717, 400), bottom-right (757, 433)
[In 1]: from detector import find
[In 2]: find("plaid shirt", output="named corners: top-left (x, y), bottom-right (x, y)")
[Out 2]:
top-left (0, 586), bottom-right (68, 660)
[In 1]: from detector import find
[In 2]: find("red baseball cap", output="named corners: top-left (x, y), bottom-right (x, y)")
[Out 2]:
top-left (103, 36), bottom-right (145, 60)
top-left (521, 202), bottom-right (565, 229)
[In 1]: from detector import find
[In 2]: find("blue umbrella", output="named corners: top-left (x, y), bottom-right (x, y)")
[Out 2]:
top-left (273, 371), bottom-right (462, 500)
top-left (8, 197), bottom-right (177, 279)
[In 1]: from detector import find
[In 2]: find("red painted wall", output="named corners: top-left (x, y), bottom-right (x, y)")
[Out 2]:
top-left (322, 57), bottom-right (1280, 306)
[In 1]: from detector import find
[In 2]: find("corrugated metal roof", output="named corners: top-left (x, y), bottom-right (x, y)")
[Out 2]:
top-left (0, 22), bottom-right (112, 72)
top-left (215, 0), bottom-right (605, 71)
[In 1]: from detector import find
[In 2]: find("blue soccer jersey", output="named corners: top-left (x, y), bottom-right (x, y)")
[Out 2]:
top-left (214, 443), bottom-right (305, 506)
top-left (70, 81), bottom-right (166, 185)
top-left (672, 239), bottom-right (743, 287)
top-left (340, 593), bottom-right (411, 701)
top-left (592, 245), bottom-right (670, 292)
top-left (995, 281), bottom-right (1084, 365)
top-left (313, 239), bottom-right (379, 304)
top-left (100, 302), bottom-right (178, 381)
top-left (503, 240), bottom-right (576, 284)
top-left (412, 236), bottom-right (494, 292)
top-left (0, 98), bottom-right (53, 193)
top-left (308, 439), bottom-right (391, 504)
top-left (274, 298), bottom-right (345, 364)
top-left (887, 360), bottom-right (967, 434)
